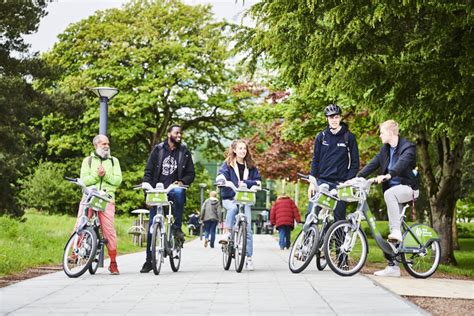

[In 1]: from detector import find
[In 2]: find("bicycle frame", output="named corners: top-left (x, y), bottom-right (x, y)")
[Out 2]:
top-left (137, 182), bottom-right (187, 257)
top-left (66, 177), bottom-right (111, 270)
top-left (342, 178), bottom-right (439, 260)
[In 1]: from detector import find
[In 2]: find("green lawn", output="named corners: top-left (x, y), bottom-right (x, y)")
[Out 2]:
top-left (0, 210), bottom-right (143, 276)
top-left (288, 222), bottom-right (474, 278)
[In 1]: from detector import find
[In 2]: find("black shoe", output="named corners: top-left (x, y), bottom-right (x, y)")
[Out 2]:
top-left (140, 261), bottom-right (153, 273)
top-left (173, 228), bottom-right (185, 243)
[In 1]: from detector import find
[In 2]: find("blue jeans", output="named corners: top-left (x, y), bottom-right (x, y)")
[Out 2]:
top-left (306, 179), bottom-right (347, 222)
top-left (278, 225), bottom-right (291, 249)
top-left (223, 199), bottom-right (253, 257)
top-left (145, 188), bottom-right (186, 262)
top-left (203, 220), bottom-right (218, 248)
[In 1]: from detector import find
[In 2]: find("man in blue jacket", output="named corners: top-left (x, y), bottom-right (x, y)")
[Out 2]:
top-left (140, 124), bottom-right (195, 273)
top-left (358, 119), bottom-right (419, 277)
top-left (308, 104), bottom-right (360, 222)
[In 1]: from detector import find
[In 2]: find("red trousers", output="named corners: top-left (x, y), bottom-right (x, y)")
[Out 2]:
top-left (75, 201), bottom-right (117, 257)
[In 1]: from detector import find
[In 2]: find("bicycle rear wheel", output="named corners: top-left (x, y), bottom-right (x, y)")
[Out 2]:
top-left (169, 235), bottom-right (182, 272)
top-left (88, 243), bottom-right (101, 275)
top-left (289, 225), bottom-right (319, 273)
top-left (234, 221), bottom-right (247, 273)
top-left (401, 240), bottom-right (441, 278)
top-left (324, 220), bottom-right (368, 277)
top-left (151, 223), bottom-right (163, 275)
top-left (63, 227), bottom-right (97, 278)
top-left (222, 243), bottom-right (232, 270)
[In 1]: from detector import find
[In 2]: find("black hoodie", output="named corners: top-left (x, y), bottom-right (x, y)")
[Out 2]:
top-left (310, 122), bottom-right (359, 182)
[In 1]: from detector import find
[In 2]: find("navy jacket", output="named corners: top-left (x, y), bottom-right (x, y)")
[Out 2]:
top-left (143, 141), bottom-right (195, 188)
top-left (310, 123), bottom-right (359, 182)
top-left (218, 162), bottom-right (261, 200)
top-left (357, 137), bottom-right (418, 191)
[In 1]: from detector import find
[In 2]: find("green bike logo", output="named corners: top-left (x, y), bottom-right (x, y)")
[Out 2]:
top-left (415, 227), bottom-right (433, 237)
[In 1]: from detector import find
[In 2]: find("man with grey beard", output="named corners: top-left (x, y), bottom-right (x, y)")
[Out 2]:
top-left (76, 134), bottom-right (122, 275)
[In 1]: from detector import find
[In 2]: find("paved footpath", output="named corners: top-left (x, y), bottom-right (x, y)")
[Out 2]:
top-left (1, 235), bottom-right (426, 315)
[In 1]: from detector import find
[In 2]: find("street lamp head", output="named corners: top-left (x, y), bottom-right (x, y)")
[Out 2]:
top-left (90, 87), bottom-right (118, 100)
top-left (199, 183), bottom-right (207, 188)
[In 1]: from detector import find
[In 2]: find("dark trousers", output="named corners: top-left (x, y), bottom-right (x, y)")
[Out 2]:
top-left (145, 188), bottom-right (186, 262)
top-left (306, 179), bottom-right (347, 222)
top-left (203, 220), bottom-right (218, 248)
top-left (278, 225), bottom-right (291, 249)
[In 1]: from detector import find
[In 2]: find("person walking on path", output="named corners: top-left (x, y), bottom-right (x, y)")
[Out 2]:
top-left (140, 124), bottom-right (195, 273)
top-left (200, 191), bottom-right (222, 248)
top-left (308, 104), bottom-right (359, 221)
top-left (217, 139), bottom-right (262, 270)
top-left (358, 119), bottom-right (419, 277)
top-left (76, 134), bottom-right (122, 275)
top-left (270, 195), bottom-right (301, 250)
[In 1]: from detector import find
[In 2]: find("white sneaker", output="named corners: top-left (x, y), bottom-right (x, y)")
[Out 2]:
top-left (219, 232), bottom-right (230, 244)
top-left (374, 265), bottom-right (400, 277)
top-left (246, 257), bottom-right (254, 271)
top-left (388, 230), bottom-right (403, 242)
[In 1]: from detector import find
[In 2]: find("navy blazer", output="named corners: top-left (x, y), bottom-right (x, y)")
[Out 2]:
top-left (358, 138), bottom-right (418, 191)
top-left (218, 162), bottom-right (261, 200)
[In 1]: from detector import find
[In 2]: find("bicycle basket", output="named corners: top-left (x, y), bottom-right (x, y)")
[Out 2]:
top-left (337, 186), bottom-right (361, 202)
top-left (235, 191), bottom-right (256, 205)
top-left (146, 191), bottom-right (168, 205)
top-left (89, 195), bottom-right (109, 212)
top-left (314, 191), bottom-right (338, 210)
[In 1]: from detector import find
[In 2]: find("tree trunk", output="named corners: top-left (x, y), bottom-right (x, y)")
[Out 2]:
top-left (452, 211), bottom-right (459, 250)
top-left (417, 133), bottom-right (464, 265)
top-left (430, 197), bottom-right (457, 264)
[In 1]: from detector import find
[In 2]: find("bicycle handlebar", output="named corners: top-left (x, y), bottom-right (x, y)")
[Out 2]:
top-left (64, 176), bottom-right (112, 202)
top-left (134, 182), bottom-right (189, 193)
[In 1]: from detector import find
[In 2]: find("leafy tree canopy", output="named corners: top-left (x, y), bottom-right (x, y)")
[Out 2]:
top-left (40, 0), bottom-right (250, 165)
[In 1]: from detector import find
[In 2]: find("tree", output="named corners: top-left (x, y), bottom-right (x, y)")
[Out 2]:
top-left (241, 0), bottom-right (474, 264)
top-left (37, 0), bottom-right (252, 213)
top-left (40, 0), bottom-right (248, 162)
top-left (0, 1), bottom-right (48, 215)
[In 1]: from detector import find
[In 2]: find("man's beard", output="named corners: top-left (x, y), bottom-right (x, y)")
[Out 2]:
top-left (169, 136), bottom-right (181, 145)
top-left (96, 148), bottom-right (111, 158)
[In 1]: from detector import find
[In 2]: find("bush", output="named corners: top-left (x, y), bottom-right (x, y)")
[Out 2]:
top-left (18, 162), bottom-right (79, 214)
top-left (457, 222), bottom-right (474, 238)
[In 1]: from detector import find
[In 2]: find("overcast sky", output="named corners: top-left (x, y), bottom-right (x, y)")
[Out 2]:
top-left (24, 0), bottom-right (258, 53)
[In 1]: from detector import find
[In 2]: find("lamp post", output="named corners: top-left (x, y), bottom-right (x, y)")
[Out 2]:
top-left (90, 87), bottom-right (118, 136)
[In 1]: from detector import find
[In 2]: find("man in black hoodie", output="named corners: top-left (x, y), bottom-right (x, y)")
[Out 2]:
top-left (358, 119), bottom-right (419, 277)
top-left (140, 124), bottom-right (195, 273)
top-left (308, 104), bottom-right (360, 222)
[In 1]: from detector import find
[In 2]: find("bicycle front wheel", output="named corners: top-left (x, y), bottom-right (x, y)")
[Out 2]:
top-left (169, 235), bottom-right (182, 272)
top-left (324, 220), bottom-right (368, 277)
top-left (63, 227), bottom-right (97, 278)
top-left (234, 221), bottom-right (247, 273)
top-left (288, 225), bottom-right (319, 273)
top-left (151, 223), bottom-right (163, 275)
top-left (401, 240), bottom-right (441, 278)
top-left (316, 220), bottom-right (329, 271)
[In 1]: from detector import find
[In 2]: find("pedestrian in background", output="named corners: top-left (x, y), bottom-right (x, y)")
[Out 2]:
top-left (200, 191), bottom-right (222, 248)
top-left (270, 195), bottom-right (301, 250)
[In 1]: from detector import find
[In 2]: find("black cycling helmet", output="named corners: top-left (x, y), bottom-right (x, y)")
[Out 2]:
top-left (324, 104), bottom-right (342, 117)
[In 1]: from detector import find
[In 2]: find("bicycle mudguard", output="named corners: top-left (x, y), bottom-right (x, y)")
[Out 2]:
top-left (402, 224), bottom-right (439, 248)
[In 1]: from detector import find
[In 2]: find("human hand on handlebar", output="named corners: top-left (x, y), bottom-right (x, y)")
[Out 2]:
top-left (375, 174), bottom-right (391, 184)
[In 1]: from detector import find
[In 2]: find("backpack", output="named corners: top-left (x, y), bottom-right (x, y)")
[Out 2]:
top-left (88, 155), bottom-right (114, 168)
top-left (320, 131), bottom-right (351, 170)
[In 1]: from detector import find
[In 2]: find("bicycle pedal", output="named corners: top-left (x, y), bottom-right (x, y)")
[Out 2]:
top-left (387, 238), bottom-right (401, 244)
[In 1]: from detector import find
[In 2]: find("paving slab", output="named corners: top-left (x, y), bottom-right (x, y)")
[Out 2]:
top-left (366, 275), bottom-right (474, 299)
top-left (1, 235), bottom-right (425, 315)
